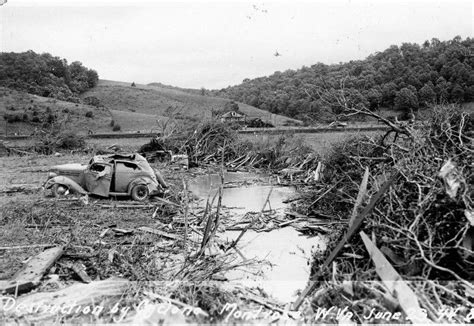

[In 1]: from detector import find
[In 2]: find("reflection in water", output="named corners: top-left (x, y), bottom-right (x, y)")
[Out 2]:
top-left (188, 172), bottom-right (294, 212)
top-left (222, 228), bottom-right (326, 303)
top-left (189, 172), bottom-right (327, 303)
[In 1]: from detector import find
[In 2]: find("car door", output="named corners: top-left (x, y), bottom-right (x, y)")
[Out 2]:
top-left (83, 162), bottom-right (112, 197)
top-left (114, 161), bottom-right (140, 193)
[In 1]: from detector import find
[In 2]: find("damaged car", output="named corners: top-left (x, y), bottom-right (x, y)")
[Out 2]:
top-left (43, 153), bottom-right (167, 201)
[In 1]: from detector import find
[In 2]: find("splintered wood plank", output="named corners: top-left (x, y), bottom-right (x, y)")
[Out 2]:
top-left (137, 226), bottom-right (181, 240)
top-left (0, 246), bottom-right (63, 294)
top-left (349, 166), bottom-right (369, 228)
top-left (72, 262), bottom-right (92, 283)
top-left (360, 231), bottom-right (430, 324)
top-left (7, 278), bottom-right (129, 322)
top-left (152, 197), bottom-right (180, 207)
top-left (292, 172), bottom-right (400, 310)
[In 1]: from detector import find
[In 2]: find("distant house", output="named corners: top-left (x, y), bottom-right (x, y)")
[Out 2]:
top-left (219, 111), bottom-right (247, 123)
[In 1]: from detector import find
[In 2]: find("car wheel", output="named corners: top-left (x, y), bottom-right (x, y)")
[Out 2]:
top-left (51, 183), bottom-right (69, 198)
top-left (131, 184), bottom-right (149, 201)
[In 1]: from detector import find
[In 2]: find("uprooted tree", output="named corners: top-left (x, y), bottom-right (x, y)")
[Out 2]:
top-left (33, 113), bottom-right (86, 154)
top-left (294, 103), bottom-right (473, 322)
top-left (304, 77), bottom-right (418, 146)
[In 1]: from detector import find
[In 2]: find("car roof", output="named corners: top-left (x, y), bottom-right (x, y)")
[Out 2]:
top-left (91, 153), bottom-right (153, 172)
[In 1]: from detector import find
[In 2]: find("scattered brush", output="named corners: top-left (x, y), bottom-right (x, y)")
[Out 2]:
top-left (297, 105), bottom-right (473, 322)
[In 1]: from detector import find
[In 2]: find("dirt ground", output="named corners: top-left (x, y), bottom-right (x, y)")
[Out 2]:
top-left (0, 153), bottom-right (297, 323)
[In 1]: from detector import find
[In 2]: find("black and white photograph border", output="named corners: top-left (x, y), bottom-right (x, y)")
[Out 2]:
top-left (0, 0), bottom-right (473, 324)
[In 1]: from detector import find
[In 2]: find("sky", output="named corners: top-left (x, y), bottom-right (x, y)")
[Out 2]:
top-left (0, 0), bottom-right (472, 89)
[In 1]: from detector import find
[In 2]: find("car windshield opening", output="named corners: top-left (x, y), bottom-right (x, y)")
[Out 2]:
top-left (91, 164), bottom-right (106, 172)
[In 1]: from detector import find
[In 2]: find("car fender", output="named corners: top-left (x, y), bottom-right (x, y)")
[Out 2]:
top-left (128, 177), bottom-right (158, 194)
top-left (45, 176), bottom-right (88, 195)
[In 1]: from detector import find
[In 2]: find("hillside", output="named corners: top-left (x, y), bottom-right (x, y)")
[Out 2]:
top-left (81, 80), bottom-right (301, 127)
top-left (0, 87), bottom-right (112, 136)
top-left (0, 51), bottom-right (98, 103)
top-left (214, 36), bottom-right (474, 122)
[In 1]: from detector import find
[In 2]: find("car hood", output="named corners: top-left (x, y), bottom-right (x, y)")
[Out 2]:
top-left (51, 163), bottom-right (87, 172)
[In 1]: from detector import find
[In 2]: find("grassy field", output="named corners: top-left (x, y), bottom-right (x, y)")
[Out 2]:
top-left (108, 109), bottom-right (167, 133)
top-left (82, 80), bottom-right (301, 127)
top-left (1, 80), bottom-right (300, 137)
top-left (240, 130), bottom-right (383, 155)
top-left (3, 129), bottom-right (384, 157)
top-left (0, 87), bottom-right (113, 136)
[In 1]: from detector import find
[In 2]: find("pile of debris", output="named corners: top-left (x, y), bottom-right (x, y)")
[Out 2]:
top-left (288, 105), bottom-right (473, 323)
top-left (140, 121), bottom-right (320, 175)
top-left (0, 177), bottom-right (290, 323)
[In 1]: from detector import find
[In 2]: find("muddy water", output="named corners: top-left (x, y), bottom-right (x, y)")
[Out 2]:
top-left (188, 172), bottom-right (293, 212)
top-left (188, 172), bottom-right (326, 303)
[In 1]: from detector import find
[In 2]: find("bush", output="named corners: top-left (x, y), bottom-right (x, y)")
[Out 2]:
top-left (46, 113), bottom-right (56, 124)
top-left (3, 113), bottom-right (23, 123)
top-left (57, 132), bottom-right (86, 150)
top-left (223, 101), bottom-right (239, 112)
top-left (83, 96), bottom-right (101, 107)
top-left (112, 124), bottom-right (121, 131)
top-left (85, 111), bottom-right (93, 118)
top-left (34, 131), bottom-right (86, 154)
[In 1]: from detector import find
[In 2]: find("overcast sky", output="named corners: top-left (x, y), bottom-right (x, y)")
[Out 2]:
top-left (0, 0), bottom-right (472, 89)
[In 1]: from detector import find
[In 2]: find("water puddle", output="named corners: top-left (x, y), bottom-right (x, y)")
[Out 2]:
top-left (188, 172), bottom-right (294, 213)
top-left (189, 172), bottom-right (326, 303)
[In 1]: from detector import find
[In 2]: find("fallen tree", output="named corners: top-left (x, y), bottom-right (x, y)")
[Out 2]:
top-left (294, 105), bottom-right (473, 323)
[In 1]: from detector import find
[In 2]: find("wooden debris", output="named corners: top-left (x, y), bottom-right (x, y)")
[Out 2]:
top-left (227, 188), bottom-right (273, 252)
top-left (285, 210), bottom-right (308, 219)
top-left (137, 226), bottom-right (181, 240)
top-left (282, 195), bottom-right (303, 204)
top-left (0, 246), bottom-right (63, 294)
top-left (71, 262), bottom-right (92, 283)
top-left (349, 166), bottom-right (369, 228)
top-left (111, 228), bottom-right (134, 235)
top-left (99, 204), bottom-right (154, 209)
top-left (278, 218), bottom-right (303, 228)
top-left (342, 252), bottom-right (364, 259)
top-left (295, 224), bottom-right (331, 234)
top-left (99, 229), bottom-right (109, 238)
top-left (5, 278), bottom-right (129, 322)
top-left (380, 246), bottom-right (405, 265)
top-left (307, 181), bottom-right (341, 208)
top-left (242, 293), bottom-right (291, 316)
top-left (0, 184), bottom-right (41, 194)
top-left (292, 172), bottom-right (399, 310)
top-left (108, 248), bottom-right (117, 263)
top-left (183, 179), bottom-right (189, 255)
top-left (360, 231), bottom-right (430, 324)
top-left (144, 291), bottom-right (209, 317)
top-left (152, 196), bottom-right (180, 207)
top-left (0, 243), bottom-right (55, 251)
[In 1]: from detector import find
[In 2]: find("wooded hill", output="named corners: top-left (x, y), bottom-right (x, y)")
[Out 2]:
top-left (213, 36), bottom-right (474, 122)
top-left (0, 51), bottom-right (99, 103)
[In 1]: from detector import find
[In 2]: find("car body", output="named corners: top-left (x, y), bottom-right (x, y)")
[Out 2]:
top-left (43, 153), bottom-right (166, 201)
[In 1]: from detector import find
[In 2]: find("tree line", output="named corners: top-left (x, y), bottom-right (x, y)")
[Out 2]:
top-left (0, 51), bottom-right (99, 103)
top-left (213, 36), bottom-right (474, 122)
